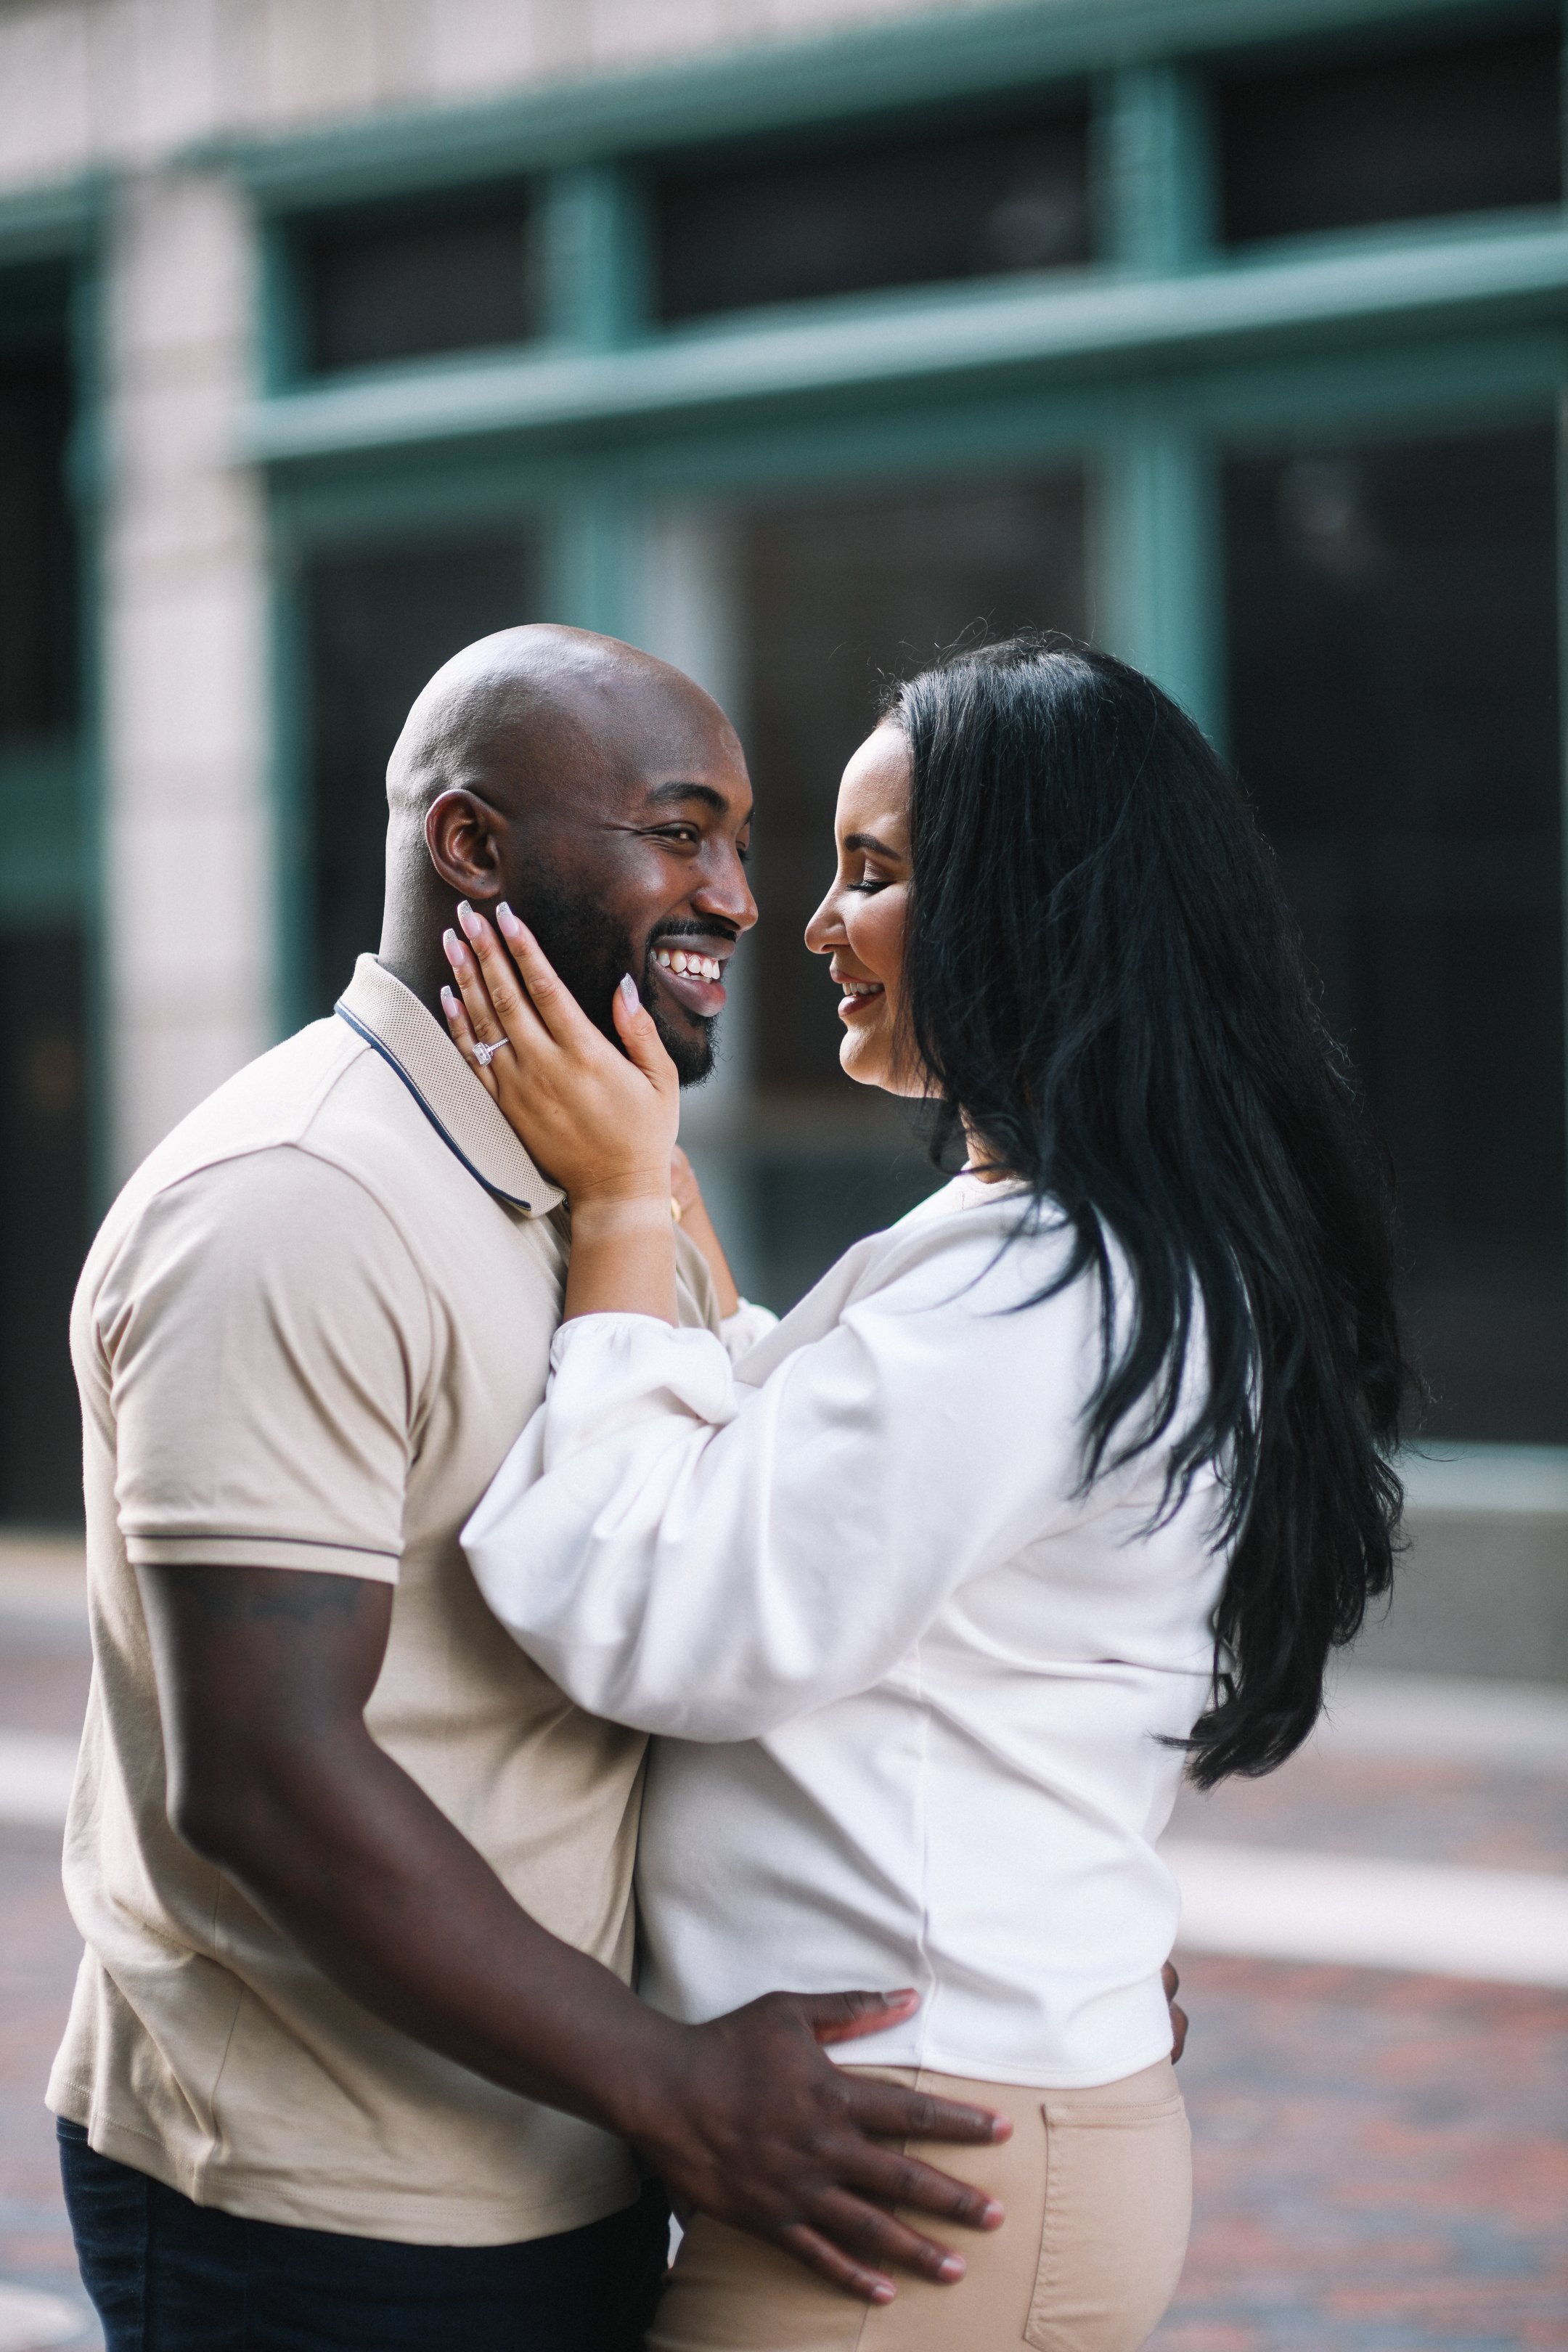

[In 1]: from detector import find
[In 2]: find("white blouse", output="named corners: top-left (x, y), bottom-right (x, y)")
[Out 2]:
top-left (463, 1176), bottom-right (1230, 2088)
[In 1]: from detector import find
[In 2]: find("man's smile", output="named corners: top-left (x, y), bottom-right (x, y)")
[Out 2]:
top-left (650, 931), bottom-right (735, 1021)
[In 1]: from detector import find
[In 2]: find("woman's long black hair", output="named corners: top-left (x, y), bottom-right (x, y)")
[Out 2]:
top-left (889, 634), bottom-right (1410, 1786)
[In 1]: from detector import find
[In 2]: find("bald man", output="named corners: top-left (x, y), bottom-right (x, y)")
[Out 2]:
top-left (50, 630), bottom-right (1004, 2352)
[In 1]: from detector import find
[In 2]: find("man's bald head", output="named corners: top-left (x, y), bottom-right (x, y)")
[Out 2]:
top-left (385, 623), bottom-right (740, 871)
top-left (375, 624), bottom-right (756, 1083)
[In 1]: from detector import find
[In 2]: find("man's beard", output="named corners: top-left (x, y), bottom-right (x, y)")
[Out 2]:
top-left (507, 877), bottom-right (716, 1086)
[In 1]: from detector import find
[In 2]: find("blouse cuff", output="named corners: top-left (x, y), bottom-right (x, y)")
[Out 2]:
top-left (546, 1311), bottom-right (738, 1445)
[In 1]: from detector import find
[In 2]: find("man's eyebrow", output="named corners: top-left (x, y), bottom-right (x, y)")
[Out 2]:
top-left (645, 780), bottom-right (747, 820)
top-left (844, 830), bottom-right (902, 859)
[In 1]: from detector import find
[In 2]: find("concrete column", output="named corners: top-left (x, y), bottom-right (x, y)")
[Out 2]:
top-left (102, 166), bottom-right (271, 1180)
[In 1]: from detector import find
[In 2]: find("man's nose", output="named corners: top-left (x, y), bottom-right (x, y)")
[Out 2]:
top-left (695, 844), bottom-right (758, 933)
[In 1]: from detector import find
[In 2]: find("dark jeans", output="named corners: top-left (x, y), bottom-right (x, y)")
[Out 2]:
top-left (58, 2119), bottom-right (669, 2352)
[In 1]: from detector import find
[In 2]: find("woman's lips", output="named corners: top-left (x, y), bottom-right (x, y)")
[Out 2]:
top-left (835, 976), bottom-right (885, 1023)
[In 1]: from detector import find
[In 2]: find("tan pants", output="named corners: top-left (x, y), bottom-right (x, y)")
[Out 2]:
top-left (648, 2060), bottom-right (1191, 2352)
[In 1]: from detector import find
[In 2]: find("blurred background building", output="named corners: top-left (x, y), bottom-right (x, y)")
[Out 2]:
top-left (0, 0), bottom-right (1565, 1628)
top-left (3, 11), bottom-right (1567, 2348)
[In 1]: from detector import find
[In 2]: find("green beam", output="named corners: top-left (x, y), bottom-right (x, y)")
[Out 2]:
top-left (547, 497), bottom-right (635, 637)
top-left (1098, 62), bottom-right (1215, 273)
top-left (238, 216), bottom-right (1568, 470)
top-left (538, 163), bottom-right (649, 348)
top-left (1093, 59), bottom-right (1225, 739)
top-left (1098, 429), bottom-right (1225, 741)
top-left (262, 330), bottom-right (1561, 544)
top-left (0, 744), bottom-right (88, 918)
top-left (0, 174), bottom-right (105, 265)
top-left (189, 0), bottom-right (1548, 212)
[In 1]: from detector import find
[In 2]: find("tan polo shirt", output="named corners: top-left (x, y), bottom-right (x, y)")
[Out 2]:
top-left (48, 955), bottom-right (721, 2246)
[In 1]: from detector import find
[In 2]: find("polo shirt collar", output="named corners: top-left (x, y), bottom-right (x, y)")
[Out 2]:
top-left (335, 955), bottom-right (563, 1216)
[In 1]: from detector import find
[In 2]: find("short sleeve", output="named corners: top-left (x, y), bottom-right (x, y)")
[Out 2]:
top-left (98, 1148), bottom-right (434, 1580)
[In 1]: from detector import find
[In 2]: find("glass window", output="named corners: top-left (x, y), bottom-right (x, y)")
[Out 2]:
top-left (0, 305), bottom-right (87, 1524)
top-left (1224, 423), bottom-right (1563, 1442)
top-left (1217, 22), bottom-right (1560, 245)
top-left (725, 474), bottom-right (1086, 1305)
top-left (298, 189), bottom-right (537, 374)
top-left (654, 105), bottom-right (1091, 324)
top-left (303, 528), bottom-right (541, 1011)
top-left (0, 347), bottom-right (75, 743)
top-left (0, 927), bottom-right (88, 1522)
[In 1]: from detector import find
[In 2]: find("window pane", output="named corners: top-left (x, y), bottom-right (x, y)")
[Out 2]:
top-left (0, 926), bottom-right (88, 1524)
top-left (300, 193), bottom-right (537, 373)
top-left (655, 107), bottom-right (1090, 323)
top-left (304, 530), bottom-right (540, 1011)
top-left (722, 475), bottom-right (1085, 1305)
top-left (0, 349), bottom-right (76, 743)
top-left (1224, 425), bottom-right (1563, 1441)
top-left (742, 476), bottom-right (1087, 1090)
top-left (1218, 23), bottom-right (1560, 245)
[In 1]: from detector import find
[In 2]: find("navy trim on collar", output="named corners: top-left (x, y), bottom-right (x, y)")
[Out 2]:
top-left (335, 1001), bottom-right (537, 1212)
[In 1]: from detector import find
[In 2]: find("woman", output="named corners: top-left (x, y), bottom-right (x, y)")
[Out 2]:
top-left (439, 636), bottom-right (1407, 2351)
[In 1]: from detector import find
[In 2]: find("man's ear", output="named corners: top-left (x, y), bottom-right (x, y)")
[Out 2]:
top-left (425, 788), bottom-right (506, 898)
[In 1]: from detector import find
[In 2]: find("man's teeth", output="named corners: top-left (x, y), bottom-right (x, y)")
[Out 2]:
top-left (655, 948), bottom-right (723, 983)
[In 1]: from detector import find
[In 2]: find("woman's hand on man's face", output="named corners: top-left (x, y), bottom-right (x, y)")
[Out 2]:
top-left (441, 900), bottom-right (679, 1209)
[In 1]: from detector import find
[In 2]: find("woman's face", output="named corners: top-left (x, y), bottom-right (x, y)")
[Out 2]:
top-left (804, 724), bottom-right (921, 1095)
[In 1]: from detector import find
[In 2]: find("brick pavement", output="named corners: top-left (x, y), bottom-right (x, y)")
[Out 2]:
top-left (1151, 1958), bottom-right (1568, 2352)
top-left (0, 1830), bottom-right (97, 2344)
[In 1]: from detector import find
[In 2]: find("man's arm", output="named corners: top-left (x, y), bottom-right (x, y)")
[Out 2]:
top-left (140, 1562), bottom-right (1006, 2304)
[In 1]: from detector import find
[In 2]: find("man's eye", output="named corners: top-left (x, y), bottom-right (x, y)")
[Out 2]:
top-left (650, 825), bottom-right (701, 849)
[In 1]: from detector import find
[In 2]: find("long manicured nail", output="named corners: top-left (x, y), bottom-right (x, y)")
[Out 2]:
top-left (496, 901), bottom-right (520, 936)
top-left (618, 973), bottom-right (640, 1010)
top-left (440, 986), bottom-right (460, 1018)
top-left (457, 900), bottom-right (482, 941)
top-left (442, 929), bottom-right (464, 968)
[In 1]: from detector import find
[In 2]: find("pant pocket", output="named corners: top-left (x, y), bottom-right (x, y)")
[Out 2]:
top-left (1024, 2088), bottom-right (1191, 2352)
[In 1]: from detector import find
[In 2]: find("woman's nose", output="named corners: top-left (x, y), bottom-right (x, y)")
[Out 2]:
top-left (804, 889), bottom-right (841, 954)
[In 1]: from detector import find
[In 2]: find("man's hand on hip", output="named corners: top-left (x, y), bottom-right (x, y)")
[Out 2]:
top-left (616, 1990), bottom-right (1008, 2304)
